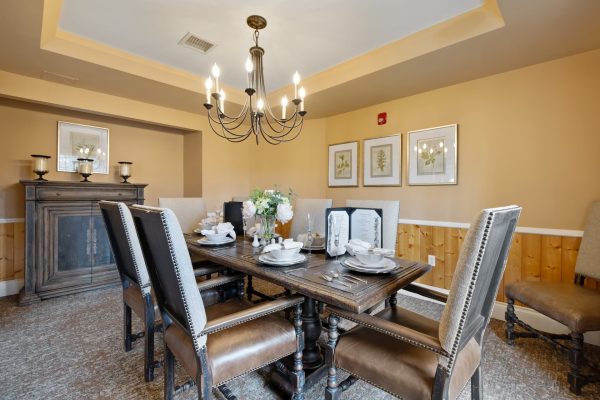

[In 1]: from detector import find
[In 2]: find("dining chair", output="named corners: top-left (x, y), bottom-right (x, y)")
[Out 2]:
top-left (505, 201), bottom-right (600, 394)
top-left (223, 201), bottom-right (244, 235)
top-left (129, 204), bottom-right (305, 400)
top-left (290, 198), bottom-right (332, 241)
top-left (324, 205), bottom-right (521, 400)
top-left (345, 199), bottom-right (399, 250)
top-left (99, 201), bottom-right (243, 382)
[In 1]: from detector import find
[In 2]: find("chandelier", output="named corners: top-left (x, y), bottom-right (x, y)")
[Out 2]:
top-left (203, 15), bottom-right (307, 145)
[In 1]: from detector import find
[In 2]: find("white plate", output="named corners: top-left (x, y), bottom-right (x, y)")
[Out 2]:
top-left (343, 257), bottom-right (398, 274)
top-left (193, 228), bottom-right (203, 234)
top-left (197, 237), bottom-right (235, 246)
top-left (302, 244), bottom-right (326, 251)
top-left (259, 253), bottom-right (306, 266)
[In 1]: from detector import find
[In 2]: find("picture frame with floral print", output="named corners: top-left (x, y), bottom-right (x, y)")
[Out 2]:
top-left (328, 141), bottom-right (358, 187)
top-left (363, 134), bottom-right (401, 186)
top-left (407, 124), bottom-right (457, 185)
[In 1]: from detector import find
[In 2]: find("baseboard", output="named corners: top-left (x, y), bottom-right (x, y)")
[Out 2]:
top-left (0, 279), bottom-right (24, 297)
top-left (401, 283), bottom-right (600, 346)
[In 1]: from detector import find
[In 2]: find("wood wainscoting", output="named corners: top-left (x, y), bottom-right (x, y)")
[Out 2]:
top-left (0, 221), bottom-right (24, 283)
top-left (396, 223), bottom-right (596, 303)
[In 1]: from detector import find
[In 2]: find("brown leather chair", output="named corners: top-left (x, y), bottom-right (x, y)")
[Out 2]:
top-left (505, 201), bottom-right (600, 394)
top-left (324, 205), bottom-right (521, 400)
top-left (130, 204), bottom-right (305, 399)
top-left (99, 201), bottom-right (243, 382)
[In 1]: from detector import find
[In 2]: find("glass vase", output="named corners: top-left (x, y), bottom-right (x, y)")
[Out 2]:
top-left (259, 214), bottom-right (276, 240)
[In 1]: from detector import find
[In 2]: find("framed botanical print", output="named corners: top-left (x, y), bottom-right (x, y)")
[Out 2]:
top-left (328, 141), bottom-right (358, 187)
top-left (363, 134), bottom-right (401, 186)
top-left (57, 121), bottom-right (109, 174)
top-left (407, 124), bottom-right (457, 185)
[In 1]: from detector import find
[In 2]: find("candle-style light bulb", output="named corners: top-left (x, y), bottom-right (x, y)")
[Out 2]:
top-left (219, 89), bottom-right (225, 113)
top-left (211, 63), bottom-right (221, 92)
top-left (257, 98), bottom-right (264, 112)
top-left (281, 96), bottom-right (288, 119)
top-left (293, 71), bottom-right (300, 99)
top-left (298, 87), bottom-right (306, 112)
top-left (204, 78), bottom-right (213, 104)
top-left (245, 57), bottom-right (253, 89)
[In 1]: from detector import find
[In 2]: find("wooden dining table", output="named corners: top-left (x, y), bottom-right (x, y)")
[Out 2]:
top-left (186, 235), bottom-right (431, 395)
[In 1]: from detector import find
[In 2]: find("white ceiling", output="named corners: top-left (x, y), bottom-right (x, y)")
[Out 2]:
top-left (59, 0), bottom-right (481, 91)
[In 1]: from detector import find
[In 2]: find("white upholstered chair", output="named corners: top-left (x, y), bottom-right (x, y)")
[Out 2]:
top-left (290, 198), bottom-right (333, 241)
top-left (158, 197), bottom-right (207, 234)
top-left (346, 199), bottom-right (400, 251)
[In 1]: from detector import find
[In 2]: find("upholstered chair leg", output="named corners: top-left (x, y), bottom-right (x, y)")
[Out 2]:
top-left (505, 298), bottom-right (516, 345)
top-left (568, 332), bottom-right (584, 395)
top-left (325, 314), bottom-right (340, 400)
top-left (198, 347), bottom-right (213, 400)
top-left (164, 343), bottom-right (175, 400)
top-left (292, 303), bottom-right (305, 400)
top-left (246, 276), bottom-right (254, 301)
top-left (471, 365), bottom-right (482, 400)
top-left (123, 303), bottom-right (133, 352)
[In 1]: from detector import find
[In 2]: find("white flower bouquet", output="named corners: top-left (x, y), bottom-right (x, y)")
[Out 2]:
top-left (243, 187), bottom-right (294, 239)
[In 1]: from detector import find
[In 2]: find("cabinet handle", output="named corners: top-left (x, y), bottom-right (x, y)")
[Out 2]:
top-left (92, 229), bottom-right (97, 255)
top-left (86, 229), bottom-right (91, 256)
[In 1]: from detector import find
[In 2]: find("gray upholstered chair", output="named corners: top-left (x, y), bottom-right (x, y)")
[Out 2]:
top-left (346, 199), bottom-right (399, 250)
top-left (99, 201), bottom-right (242, 382)
top-left (505, 201), bottom-right (600, 394)
top-left (290, 198), bottom-right (332, 241)
top-left (158, 197), bottom-right (207, 234)
top-left (325, 205), bottom-right (521, 400)
top-left (130, 204), bottom-right (305, 400)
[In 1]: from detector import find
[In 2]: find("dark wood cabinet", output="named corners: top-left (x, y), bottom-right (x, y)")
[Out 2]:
top-left (19, 181), bottom-right (147, 305)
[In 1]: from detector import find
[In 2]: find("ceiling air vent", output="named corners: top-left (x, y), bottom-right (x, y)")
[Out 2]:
top-left (178, 32), bottom-right (215, 54)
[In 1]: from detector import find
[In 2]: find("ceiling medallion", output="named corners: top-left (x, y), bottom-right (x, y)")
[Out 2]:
top-left (203, 15), bottom-right (306, 145)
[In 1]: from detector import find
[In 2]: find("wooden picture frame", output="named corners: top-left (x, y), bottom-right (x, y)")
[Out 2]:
top-left (328, 141), bottom-right (358, 187)
top-left (407, 124), bottom-right (457, 185)
top-left (362, 134), bottom-right (401, 186)
top-left (57, 121), bottom-right (109, 174)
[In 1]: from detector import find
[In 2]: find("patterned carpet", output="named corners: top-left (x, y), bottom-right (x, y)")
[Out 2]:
top-left (1, 283), bottom-right (599, 400)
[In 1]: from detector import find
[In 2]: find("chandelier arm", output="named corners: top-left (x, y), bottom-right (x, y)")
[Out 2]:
top-left (262, 111), bottom-right (304, 139)
top-left (209, 109), bottom-right (253, 142)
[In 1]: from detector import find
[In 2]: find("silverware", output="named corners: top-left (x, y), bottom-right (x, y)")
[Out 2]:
top-left (332, 271), bottom-right (367, 284)
top-left (327, 271), bottom-right (358, 285)
top-left (321, 274), bottom-right (351, 288)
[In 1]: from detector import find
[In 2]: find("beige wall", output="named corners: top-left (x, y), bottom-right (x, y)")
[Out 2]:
top-left (0, 98), bottom-right (185, 218)
top-left (183, 131), bottom-right (202, 197)
top-left (325, 49), bottom-right (600, 230)
top-left (200, 118), bottom-right (328, 209)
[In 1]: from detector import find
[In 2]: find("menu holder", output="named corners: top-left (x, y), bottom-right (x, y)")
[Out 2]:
top-left (325, 207), bottom-right (383, 258)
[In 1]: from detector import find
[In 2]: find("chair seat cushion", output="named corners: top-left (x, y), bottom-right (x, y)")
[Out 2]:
top-left (506, 281), bottom-right (600, 333)
top-left (164, 297), bottom-right (297, 386)
top-left (335, 307), bottom-right (480, 400)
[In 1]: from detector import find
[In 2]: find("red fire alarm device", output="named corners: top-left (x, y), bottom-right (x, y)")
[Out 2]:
top-left (377, 112), bottom-right (387, 125)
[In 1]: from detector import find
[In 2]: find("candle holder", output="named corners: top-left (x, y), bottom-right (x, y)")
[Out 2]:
top-left (118, 161), bottom-right (132, 183)
top-left (77, 158), bottom-right (94, 182)
top-left (31, 154), bottom-right (51, 181)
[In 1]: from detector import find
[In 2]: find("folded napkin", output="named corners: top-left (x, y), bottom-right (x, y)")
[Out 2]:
top-left (201, 222), bottom-right (236, 240)
top-left (262, 239), bottom-right (303, 253)
top-left (345, 238), bottom-right (394, 257)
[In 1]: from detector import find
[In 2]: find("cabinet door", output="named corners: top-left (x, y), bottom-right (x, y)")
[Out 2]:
top-left (36, 202), bottom-right (92, 292)
top-left (91, 206), bottom-right (119, 284)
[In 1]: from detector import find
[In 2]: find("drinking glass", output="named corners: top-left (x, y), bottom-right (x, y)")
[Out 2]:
top-left (332, 215), bottom-right (342, 264)
top-left (306, 212), bottom-right (314, 257)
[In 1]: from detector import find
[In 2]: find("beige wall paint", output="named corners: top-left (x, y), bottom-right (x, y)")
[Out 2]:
top-left (183, 131), bottom-right (202, 197)
top-left (0, 98), bottom-right (185, 218)
top-left (200, 118), bottom-right (328, 209)
top-left (325, 49), bottom-right (600, 230)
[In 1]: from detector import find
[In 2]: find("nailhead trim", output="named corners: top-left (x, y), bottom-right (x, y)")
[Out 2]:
top-left (118, 203), bottom-right (151, 296)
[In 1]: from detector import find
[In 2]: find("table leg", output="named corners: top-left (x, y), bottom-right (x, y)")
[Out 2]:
top-left (302, 296), bottom-right (323, 369)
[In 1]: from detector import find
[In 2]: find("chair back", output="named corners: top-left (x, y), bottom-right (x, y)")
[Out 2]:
top-left (99, 201), bottom-right (151, 295)
top-left (158, 197), bottom-right (207, 233)
top-left (346, 199), bottom-right (399, 250)
top-left (574, 201), bottom-right (600, 280)
top-left (223, 201), bottom-right (244, 235)
top-left (291, 198), bottom-right (333, 240)
top-left (130, 205), bottom-right (208, 350)
top-left (438, 205), bottom-right (521, 371)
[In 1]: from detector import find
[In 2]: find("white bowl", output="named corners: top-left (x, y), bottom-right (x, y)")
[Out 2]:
top-left (204, 231), bottom-right (229, 242)
top-left (270, 247), bottom-right (301, 261)
top-left (355, 252), bottom-right (384, 266)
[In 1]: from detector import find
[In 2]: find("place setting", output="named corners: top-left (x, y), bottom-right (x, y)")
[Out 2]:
top-left (256, 238), bottom-right (307, 267)
top-left (196, 221), bottom-right (237, 246)
top-left (341, 238), bottom-right (400, 274)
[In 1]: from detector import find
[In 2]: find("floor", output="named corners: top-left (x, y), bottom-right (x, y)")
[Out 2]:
top-left (1, 283), bottom-right (599, 400)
